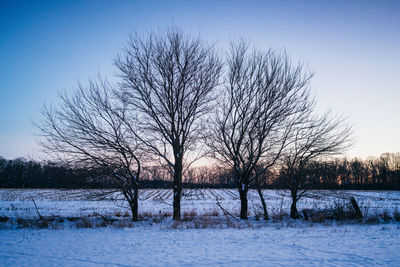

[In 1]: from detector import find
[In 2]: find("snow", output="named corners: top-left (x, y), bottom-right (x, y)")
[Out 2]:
top-left (0, 189), bottom-right (399, 265)
top-left (0, 225), bottom-right (399, 266)
top-left (0, 189), bottom-right (399, 219)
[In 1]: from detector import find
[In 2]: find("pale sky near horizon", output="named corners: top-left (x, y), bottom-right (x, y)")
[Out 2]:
top-left (0, 0), bottom-right (399, 160)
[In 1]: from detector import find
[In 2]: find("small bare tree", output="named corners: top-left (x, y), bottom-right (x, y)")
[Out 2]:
top-left (207, 42), bottom-right (313, 219)
top-left (281, 111), bottom-right (353, 219)
top-left (115, 28), bottom-right (222, 220)
top-left (37, 79), bottom-right (142, 221)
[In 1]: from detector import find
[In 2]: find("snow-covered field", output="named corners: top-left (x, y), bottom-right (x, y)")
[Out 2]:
top-left (1, 189), bottom-right (400, 266)
top-left (1, 188), bottom-right (399, 219)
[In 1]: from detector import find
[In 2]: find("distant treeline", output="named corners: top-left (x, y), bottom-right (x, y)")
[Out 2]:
top-left (0, 157), bottom-right (233, 189)
top-left (275, 153), bottom-right (400, 190)
top-left (0, 153), bottom-right (399, 190)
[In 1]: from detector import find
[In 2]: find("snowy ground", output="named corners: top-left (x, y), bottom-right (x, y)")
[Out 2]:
top-left (1, 225), bottom-right (400, 266)
top-left (1, 189), bottom-right (400, 266)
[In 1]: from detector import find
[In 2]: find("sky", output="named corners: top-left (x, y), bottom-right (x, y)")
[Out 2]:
top-left (0, 0), bottom-right (399, 160)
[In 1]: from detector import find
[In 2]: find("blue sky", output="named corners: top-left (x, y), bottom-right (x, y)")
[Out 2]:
top-left (0, 0), bottom-right (399, 160)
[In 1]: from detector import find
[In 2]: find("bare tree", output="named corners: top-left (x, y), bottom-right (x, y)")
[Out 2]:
top-left (115, 28), bottom-right (222, 220)
top-left (207, 42), bottom-right (313, 219)
top-left (281, 111), bottom-right (352, 219)
top-left (37, 79), bottom-right (142, 221)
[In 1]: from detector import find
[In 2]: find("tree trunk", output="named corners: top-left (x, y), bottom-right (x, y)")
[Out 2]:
top-left (350, 196), bottom-right (363, 219)
top-left (132, 186), bottom-right (139, 222)
top-left (173, 186), bottom-right (181, 220)
top-left (126, 188), bottom-right (138, 222)
top-left (256, 178), bottom-right (269, 220)
top-left (239, 188), bottom-right (248, 219)
top-left (290, 189), bottom-right (300, 219)
top-left (235, 169), bottom-right (248, 219)
top-left (129, 202), bottom-right (138, 222)
top-left (173, 157), bottom-right (183, 221)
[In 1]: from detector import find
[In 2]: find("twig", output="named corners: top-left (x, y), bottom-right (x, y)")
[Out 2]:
top-left (93, 212), bottom-right (109, 220)
top-left (155, 199), bottom-right (173, 206)
top-left (216, 199), bottom-right (240, 222)
top-left (31, 197), bottom-right (45, 220)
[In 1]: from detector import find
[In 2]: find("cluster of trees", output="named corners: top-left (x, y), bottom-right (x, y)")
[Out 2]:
top-left (275, 153), bottom-right (400, 189)
top-left (275, 153), bottom-right (400, 218)
top-left (4, 153), bottom-right (398, 190)
top-left (0, 157), bottom-right (89, 188)
top-left (0, 157), bottom-right (235, 189)
top-left (184, 153), bottom-right (400, 190)
top-left (35, 27), bottom-right (355, 221)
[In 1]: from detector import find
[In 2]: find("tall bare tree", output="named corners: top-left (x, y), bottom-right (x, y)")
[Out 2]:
top-left (280, 111), bottom-right (353, 219)
top-left (115, 28), bottom-right (222, 220)
top-left (207, 42), bottom-right (313, 219)
top-left (37, 79), bottom-right (142, 221)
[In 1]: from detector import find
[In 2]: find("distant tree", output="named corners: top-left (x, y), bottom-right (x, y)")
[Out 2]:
top-left (0, 157), bottom-right (6, 186)
top-left (37, 79), bottom-right (142, 221)
top-left (280, 111), bottom-right (352, 219)
top-left (337, 158), bottom-right (351, 186)
top-left (207, 42), bottom-right (313, 219)
top-left (115, 28), bottom-right (222, 220)
top-left (378, 152), bottom-right (400, 187)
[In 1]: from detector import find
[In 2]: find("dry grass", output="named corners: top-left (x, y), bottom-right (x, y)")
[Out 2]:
top-left (2, 205), bottom-right (400, 230)
top-left (204, 209), bottom-right (219, 217)
top-left (75, 218), bottom-right (94, 228)
top-left (0, 216), bottom-right (9, 222)
top-left (270, 210), bottom-right (288, 222)
top-left (140, 211), bottom-right (153, 219)
top-left (365, 214), bottom-right (381, 224)
top-left (113, 210), bottom-right (131, 218)
top-left (182, 210), bottom-right (198, 222)
top-left (380, 210), bottom-right (393, 222)
top-left (394, 209), bottom-right (400, 221)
